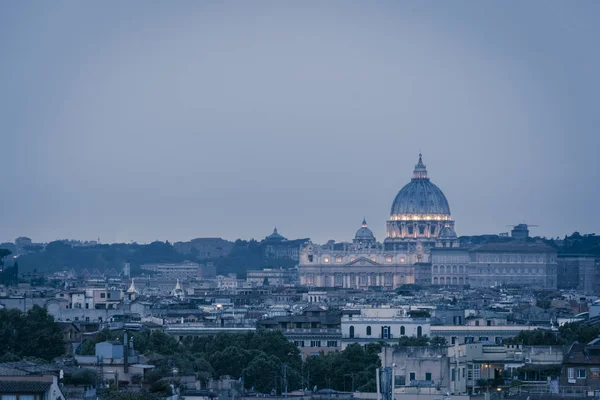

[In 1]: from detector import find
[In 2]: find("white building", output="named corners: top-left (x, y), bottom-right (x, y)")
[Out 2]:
top-left (341, 308), bottom-right (431, 349)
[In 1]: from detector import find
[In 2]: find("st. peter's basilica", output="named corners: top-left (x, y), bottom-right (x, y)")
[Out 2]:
top-left (298, 154), bottom-right (460, 289)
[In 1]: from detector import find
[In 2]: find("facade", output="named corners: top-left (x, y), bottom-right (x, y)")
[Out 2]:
top-left (257, 305), bottom-right (341, 358)
top-left (555, 254), bottom-right (600, 295)
top-left (467, 242), bottom-right (558, 289)
top-left (381, 345), bottom-right (467, 395)
top-left (299, 154), bottom-right (459, 289)
top-left (560, 339), bottom-right (600, 392)
top-left (247, 268), bottom-right (293, 287)
top-left (341, 308), bottom-right (431, 348)
top-left (431, 248), bottom-right (470, 286)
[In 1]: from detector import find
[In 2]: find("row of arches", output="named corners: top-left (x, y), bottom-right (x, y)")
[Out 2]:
top-left (433, 265), bottom-right (466, 274)
top-left (433, 277), bottom-right (469, 285)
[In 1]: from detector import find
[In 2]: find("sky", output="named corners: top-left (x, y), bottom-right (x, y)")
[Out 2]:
top-left (1, 1), bottom-right (599, 245)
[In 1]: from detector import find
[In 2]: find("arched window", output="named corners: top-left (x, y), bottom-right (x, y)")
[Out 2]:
top-left (400, 326), bottom-right (406, 335)
top-left (417, 326), bottom-right (423, 337)
top-left (349, 326), bottom-right (355, 338)
top-left (366, 326), bottom-right (372, 336)
top-left (433, 277), bottom-right (438, 285)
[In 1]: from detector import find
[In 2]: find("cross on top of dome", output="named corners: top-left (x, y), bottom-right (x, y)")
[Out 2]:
top-left (413, 153), bottom-right (428, 179)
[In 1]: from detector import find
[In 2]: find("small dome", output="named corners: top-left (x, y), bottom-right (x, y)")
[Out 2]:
top-left (355, 219), bottom-right (375, 240)
top-left (390, 154), bottom-right (451, 216)
top-left (265, 227), bottom-right (287, 241)
top-left (439, 225), bottom-right (457, 239)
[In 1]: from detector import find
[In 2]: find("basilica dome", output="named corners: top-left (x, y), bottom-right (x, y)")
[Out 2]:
top-left (355, 219), bottom-right (375, 241)
top-left (390, 154), bottom-right (451, 219)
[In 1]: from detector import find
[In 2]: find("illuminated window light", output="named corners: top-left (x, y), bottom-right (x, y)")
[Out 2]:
top-left (324, 257), bottom-right (329, 263)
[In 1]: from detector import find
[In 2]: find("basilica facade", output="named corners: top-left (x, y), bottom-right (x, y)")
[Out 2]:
top-left (298, 154), bottom-right (459, 289)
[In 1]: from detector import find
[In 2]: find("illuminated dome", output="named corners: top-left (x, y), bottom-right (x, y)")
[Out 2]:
top-left (390, 154), bottom-right (451, 219)
top-left (385, 154), bottom-right (455, 243)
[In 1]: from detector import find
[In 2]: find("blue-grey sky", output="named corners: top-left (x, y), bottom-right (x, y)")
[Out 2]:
top-left (1, 2), bottom-right (599, 244)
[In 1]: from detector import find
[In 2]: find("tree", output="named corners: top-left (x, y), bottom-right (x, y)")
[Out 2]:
top-left (503, 329), bottom-right (562, 345)
top-left (397, 335), bottom-right (430, 346)
top-left (430, 336), bottom-right (448, 347)
top-left (0, 306), bottom-right (65, 361)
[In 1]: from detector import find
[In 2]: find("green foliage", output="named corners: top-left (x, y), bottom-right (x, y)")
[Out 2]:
top-left (0, 305), bottom-right (66, 361)
top-left (0, 248), bottom-right (11, 265)
top-left (305, 343), bottom-right (381, 392)
top-left (16, 241), bottom-right (187, 274)
top-left (149, 380), bottom-right (172, 395)
top-left (536, 299), bottom-right (551, 309)
top-left (430, 336), bottom-right (448, 347)
top-left (63, 369), bottom-right (97, 385)
top-left (407, 310), bottom-right (430, 318)
top-left (397, 335), bottom-right (431, 346)
top-left (504, 324), bottom-right (600, 346)
top-left (558, 323), bottom-right (600, 345)
top-left (503, 329), bottom-right (561, 345)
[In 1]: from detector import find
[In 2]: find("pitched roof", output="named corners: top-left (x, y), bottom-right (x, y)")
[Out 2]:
top-left (0, 381), bottom-right (52, 393)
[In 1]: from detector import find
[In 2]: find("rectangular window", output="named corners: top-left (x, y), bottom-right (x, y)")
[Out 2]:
top-left (386, 257), bottom-right (392, 263)
top-left (451, 337), bottom-right (457, 345)
top-left (577, 368), bottom-right (586, 379)
top-left (327, 340), bottom-right (338, 347)
top-left (308, 255), bottom-right (313, 263)
top-left (336, 257), bottom-right (342, 263)
top-left (568, 368), bottom-right (575, 379)
top-left (452, 369), bottom-right (456, 381)
top-left (409, 372), bottom-right (416, 382)
top-left (100, 293), bottom-right (106, 298)
top-left (310, 340), bottom-right (322, 347)
top-left (107, 292), bottom-right (111, 299)
top-left (479, 336), bottom-right (488, 342)
top-left (323, 257), bottom-right (329, 263)
top-left (426, 372), bottom-right (432, 381)
top-left (294, 340), bottom-right (305, 347)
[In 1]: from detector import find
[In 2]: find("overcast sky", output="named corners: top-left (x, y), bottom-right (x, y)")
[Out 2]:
top-left (1, 2), bottom-right (599, 245)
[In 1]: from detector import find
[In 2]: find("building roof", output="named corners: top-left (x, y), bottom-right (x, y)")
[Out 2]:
top-left (390, 154), bottom-right (451, 217)
top-left (0, 381), bottom-right (52, 393)
top-left (265, 228), bottom-right (287, 242)
top-left (470, 242), bottom-right (557, 253)
top-left (439, 225), bottom-right (458, 239)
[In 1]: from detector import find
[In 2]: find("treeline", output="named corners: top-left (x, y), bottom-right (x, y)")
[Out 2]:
top-left (0, 306), bottom-right (66, 361)
top-left (14, 239), bottom-right (296, 277)
top-left (80, 329), bottom-right (381, 394)
top-left (503, 323), bottom-right (600, 346)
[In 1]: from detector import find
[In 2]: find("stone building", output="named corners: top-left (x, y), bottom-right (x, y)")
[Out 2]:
top-left (467, 242), bottom-right (558, 289)
top-left (299, 154), bottom-right (457, 289)
top-left (431, 247), bottom-right (470, 286)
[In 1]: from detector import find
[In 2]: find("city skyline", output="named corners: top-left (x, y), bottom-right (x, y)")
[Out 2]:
top-left (2, 2), bottom-right (599, 244)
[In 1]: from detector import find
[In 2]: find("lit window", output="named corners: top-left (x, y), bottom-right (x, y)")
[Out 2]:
top-left (371, 257), bottom-right (376, 262)
top-left (335, 257), bottom-right (342, 263)
top-left (350, 257), bottom-right (355, 262)
top-left (400, 257), bottom-right (405, 263)
top-left (324, 257), bottom-right (329, 263)
top-left (386, 257), bottom-right (392, 263)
